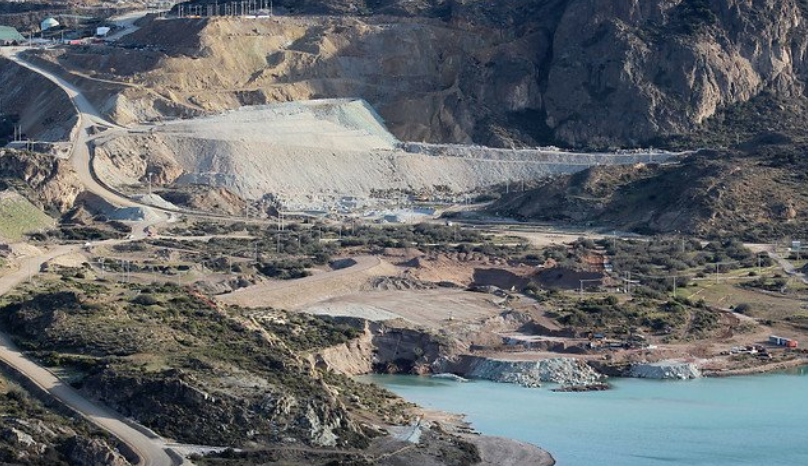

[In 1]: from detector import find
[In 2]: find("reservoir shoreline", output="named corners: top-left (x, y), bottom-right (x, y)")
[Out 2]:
top-left (363, 367), bottom-right (808, 466)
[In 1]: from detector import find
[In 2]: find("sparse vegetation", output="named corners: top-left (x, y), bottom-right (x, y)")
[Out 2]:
top-left (0, 276), bottom-right (410, 449)
top-left (0, 191), bottom-right (54, 241)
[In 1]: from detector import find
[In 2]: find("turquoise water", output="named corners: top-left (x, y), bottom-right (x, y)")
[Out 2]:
top-left (362, 369), bottom-right (808, 465)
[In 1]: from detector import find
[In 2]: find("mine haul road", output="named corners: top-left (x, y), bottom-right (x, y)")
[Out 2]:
top-left (2, 51), bottom-right (155, 210)
top-left (0, 243), bottom-right (180, 466)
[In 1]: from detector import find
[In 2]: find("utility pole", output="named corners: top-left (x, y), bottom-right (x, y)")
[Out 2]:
top-left (626, 271), bottom-right (632, 296)
top-left (713, 261), bottom-right (737, 284)
top-left (672, 276), bottom-right (677, 298)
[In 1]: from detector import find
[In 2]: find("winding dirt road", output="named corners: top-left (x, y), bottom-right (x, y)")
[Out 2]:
top-left (0, 243), bottom-right (178, 466)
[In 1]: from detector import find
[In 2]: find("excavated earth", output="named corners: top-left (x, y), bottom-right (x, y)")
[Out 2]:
top-left (91, 99), bottom-right (677, 206)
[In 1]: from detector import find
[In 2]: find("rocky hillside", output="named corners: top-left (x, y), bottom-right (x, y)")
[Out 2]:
top-left (26, 0), bottom-right (808, 149)
top-left (0, 275), bottom-right (417, 450)
top-left (0, 374), bottom-right (129, 466)
top-left (493, 141), bottom-right (808, 241)
top-left (494, 81), bottom-right (808, 241)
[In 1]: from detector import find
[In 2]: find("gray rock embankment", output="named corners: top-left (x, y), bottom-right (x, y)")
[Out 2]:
top-left (448, 357), bottom-right (603, 388)
top-left (463, 435), bottom-right (555, 466)
top-left (629, 361), bottom-right (701, 380)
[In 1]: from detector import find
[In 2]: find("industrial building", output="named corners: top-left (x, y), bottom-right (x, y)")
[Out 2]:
top-left (40, 17), bottom-right (60, 31)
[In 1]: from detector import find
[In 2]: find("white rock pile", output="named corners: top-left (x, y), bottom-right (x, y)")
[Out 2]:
top-left (467, 357), bottom-right (602, 388)
top-left (629, 360), bottom-right (701, 380)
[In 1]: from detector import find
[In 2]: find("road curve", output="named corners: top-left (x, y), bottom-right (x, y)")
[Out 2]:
top-left (3, 52), bottom-right (150, 209)
top-left (0, 245), bottom-right (179, 466)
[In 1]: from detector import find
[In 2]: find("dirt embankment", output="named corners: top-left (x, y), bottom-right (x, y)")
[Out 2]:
top-left (32, 11), bottom-right (550, 146)
top-left (0, 149), bottom-right (84, 214)
top-left (0, 57), bottom-right (78, 143)
top-left (91, 99), bottom-right (674, 206)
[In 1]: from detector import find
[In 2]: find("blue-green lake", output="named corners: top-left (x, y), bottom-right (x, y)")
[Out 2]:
top-left (362, 368), bottom-right (808, 465)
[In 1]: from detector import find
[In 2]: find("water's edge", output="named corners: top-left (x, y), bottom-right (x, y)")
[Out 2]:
top-left (362, 368), bottom-right (808, 466)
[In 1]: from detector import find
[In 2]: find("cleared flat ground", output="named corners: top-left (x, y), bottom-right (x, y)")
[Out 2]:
top-left (217, 255), bottom-right (399, 310)
top-left (217, 254), bottom-right (508, 327)
top-left (303, 289), bottom-right (506, 327)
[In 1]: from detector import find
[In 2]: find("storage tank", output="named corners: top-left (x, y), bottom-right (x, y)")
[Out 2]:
top-left (41, 17), bottom-right (60, 31)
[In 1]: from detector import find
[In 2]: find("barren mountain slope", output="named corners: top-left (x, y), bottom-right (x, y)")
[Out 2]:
top-left (0, 149), bottom-right (84, 214)
top-left (26, 0), bottom-right (808, 148)
top-left (0, 57), bottom-right (77, 143)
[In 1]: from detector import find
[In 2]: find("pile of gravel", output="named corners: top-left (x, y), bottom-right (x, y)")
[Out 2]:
top-left (467, 357), bottom-right (603, 388)
top-left (629, 360), bottom-right (701, 380)
top-left (107, 206), bottom-right (163, 222)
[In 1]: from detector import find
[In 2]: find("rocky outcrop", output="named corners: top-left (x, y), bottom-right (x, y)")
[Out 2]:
top-left (629, 360), bottom-right (701, 380)
top-left (60, 437), bottom-right (130, 466)
top-left (311, 320), bottom-right (455, 376)
top-left (544, 0), bottom-right (808, 147)
top-left (81, 366), bottom-right (364, 449)
top-left (309, 326), bottom-right (376, 376)
top-left (441, 356), bottom-right (603, 388)
top-left (0, 392), bottom-right (128, 466)
top-left (0, 149), bottom-right (83, 213)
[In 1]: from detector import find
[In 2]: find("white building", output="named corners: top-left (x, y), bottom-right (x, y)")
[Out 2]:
top-left (41, 17), bottom-right (60, 31)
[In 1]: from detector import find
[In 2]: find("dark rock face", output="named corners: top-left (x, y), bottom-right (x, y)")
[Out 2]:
top-left (543, 0), bottom-right (808, 147)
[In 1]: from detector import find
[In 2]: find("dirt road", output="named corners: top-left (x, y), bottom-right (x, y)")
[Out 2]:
top-left (2, 51), bottom-right (152, 209)
top-left (0, 244), bottom-right (180, 466)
